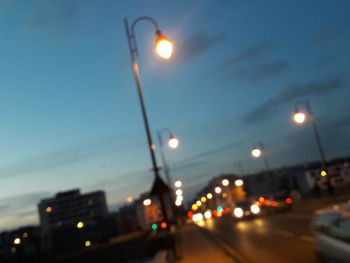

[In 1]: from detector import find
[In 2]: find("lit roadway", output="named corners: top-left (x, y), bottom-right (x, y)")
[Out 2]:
top-left (195, 195), bottom-right (350, 263)
top-left (201, 211), bottom-right (317, 263)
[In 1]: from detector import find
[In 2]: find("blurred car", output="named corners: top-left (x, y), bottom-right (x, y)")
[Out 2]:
top-left (233, 199), bottom-right (261, 219)
top-left (256, 192), bottom-right (293, 214)
top-left (312, 201), bottom-right (350, 263)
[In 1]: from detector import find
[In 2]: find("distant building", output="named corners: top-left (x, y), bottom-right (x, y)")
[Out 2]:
top-left (38, 189), bottom-right (108, 254)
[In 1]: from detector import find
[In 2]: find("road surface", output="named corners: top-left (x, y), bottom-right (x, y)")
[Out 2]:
top-left (202, 211), bottom-right (318, 263)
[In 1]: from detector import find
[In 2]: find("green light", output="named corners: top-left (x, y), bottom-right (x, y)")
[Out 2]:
top-left (217, 206), bottom-right (223, 213)
top-left (151, 223), bottom-right (158, 231)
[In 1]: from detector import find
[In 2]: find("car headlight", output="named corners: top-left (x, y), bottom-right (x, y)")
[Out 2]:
top-left (250, 204), bottom-right (260, 214)
top-left (234, 207), bottom-right (244, 218)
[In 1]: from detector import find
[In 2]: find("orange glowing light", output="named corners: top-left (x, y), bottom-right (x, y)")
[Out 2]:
top-left (155, 33), bottom-right (173, 59)
top-left (160, 221), bottom-right (167, 229)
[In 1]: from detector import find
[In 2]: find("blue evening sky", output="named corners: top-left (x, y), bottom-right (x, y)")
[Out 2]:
top-left (0, 0), bottom-right (349, 230)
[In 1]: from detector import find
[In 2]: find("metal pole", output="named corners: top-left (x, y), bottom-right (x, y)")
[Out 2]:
top-left (157, 131), bottom-right (172, 186)
top-left (124, 18), bottom-right (168, 223)
top-left (260, 142), bottom-right (271, 171)
top-left (260, 142), bottom-right (275, 192)
top-left (305, 101), bottom-right (333, 195)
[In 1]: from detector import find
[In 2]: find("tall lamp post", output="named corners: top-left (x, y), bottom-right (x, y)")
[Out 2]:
top-left (251, 142), bottom-right (271, 172)
top-left (124, 16), bottom-right (174, 224)
top-left (292, 100), bottom-right (333, 195)
top-left (251, 142), bottom-right (275, 192)
top-left (157, 128), bottom-right (179, 186)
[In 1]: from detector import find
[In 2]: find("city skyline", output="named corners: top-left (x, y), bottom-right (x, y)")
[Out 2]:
top-left (0, 0), bottom-right (349, 230)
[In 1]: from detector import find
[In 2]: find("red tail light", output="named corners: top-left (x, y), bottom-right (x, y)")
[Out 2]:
top-left (160, 221), bottom-right (167, 229)
top-left (271, 201), bottom-right (277, 207)
top-left (285, 198), bottom-right (293, 204)
top-left (187, 211), bottom-right (194, 218)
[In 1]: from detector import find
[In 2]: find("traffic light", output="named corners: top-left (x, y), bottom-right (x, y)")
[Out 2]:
top-left (151, 223), bottom-right (158, 231)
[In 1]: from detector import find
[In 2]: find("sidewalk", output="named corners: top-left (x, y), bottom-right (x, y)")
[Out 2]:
top-left (176, 224), bottom-right (234, 263)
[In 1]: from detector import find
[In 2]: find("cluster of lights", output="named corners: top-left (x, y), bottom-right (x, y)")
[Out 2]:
top-left (174, 180), bottom-right (183, 207)
top-left (190, 179), bottom-right (244, 214)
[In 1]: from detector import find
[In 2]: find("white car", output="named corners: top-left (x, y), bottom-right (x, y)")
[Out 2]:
top-left (312, 201), bottom-right (350, 263)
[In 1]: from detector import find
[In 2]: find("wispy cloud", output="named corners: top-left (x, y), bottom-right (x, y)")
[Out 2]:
top-left (223, 42), bottom-right (273, 67)
top-left (206, 42), bottom-right (286, 81)
top-left (26, 0), bottom-right (86, 32)
top-left (0, 135), bottom-right (140, 179)
top-left (243, 75), bottom-right (344, 124)
top-left (312, 31), bottom-right (332, 44)
top-left (228, 60), bottom-right (289, 81)
top-left (0, 191), bottom-right (50, 230)
top-left (178, 30), bottom-right (224, 60)
top-left (316, 55), bottom-right (335, 68)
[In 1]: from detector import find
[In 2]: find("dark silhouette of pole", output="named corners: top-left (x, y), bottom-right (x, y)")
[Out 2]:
top-left (295, 100), bottom-right (333, 195)
top-left (124, 17), bottom-right (168, 224)
top-left (157, 129), bottom-right (174, 186)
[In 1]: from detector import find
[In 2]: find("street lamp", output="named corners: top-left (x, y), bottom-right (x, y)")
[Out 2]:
top-left (235, 179), bottom-right (244, 187)
top-left (221, 179), bottom-right (229, 186)
top-left (215, 186), bottom-right (222, 194)
top-left (251, 142), bottom-right (276, 192)
top-left (124, 16), bottom-right (174, 225)
top-left (157, 128), bottom-right (180, 186)
top-left (77, 221), bottom-right (85, 229)
top-left (251, 142), bottom-right (270, 171)
top-left (143, 198), bottom-right (152, 206)
top-left (292, 100), bottom-right (333, 195)
top-left (174, 180), bottom-right (182, 188)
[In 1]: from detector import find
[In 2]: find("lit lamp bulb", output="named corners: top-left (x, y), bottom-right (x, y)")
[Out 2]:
top-left (155, 31), bottom-right (173, 59)
top-left (174, 180), bottom-right (182, 188)
top-left (215, 186), bottom-right (222, 194)
top-left (251, 148), bottom-right (262, 158)
top-left (235, 179), bottom-right (244, 187)
top-left (168, 136), bottom-right (179, 149)
top-left (222, 179), bottom-right (229, 186)
top-left (293, 111), bottom-right (306, 124)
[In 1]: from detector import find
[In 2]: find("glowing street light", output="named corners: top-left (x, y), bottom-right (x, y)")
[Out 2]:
top-left (176, 195), bottom-right (183, 202)
top-left (221, 179), bottom-right (229, 186)
top-left (175, 199), bottom-right (182, 206)
top-left (13, 238), bottom-right (21, 245)
top-left (292, 100), bottom-right (333, 195)
top-left (77, 221), bottom-right (85, 229)
top-left (174, 180), bottom-right (182, 188)
top-left (215, 186), bottom-right (222, 194)
top-left (143, 199), bottom-right (152, 206)
top-left (125, 16), bottom-right (175, 224)
top-left (155, 32), bottom-right (173, 59)
top-left (85, 240), bottom-right (92, 247)
top-left (251, 142), bottom-right (270, 171)
top-left (176, 189), bottom-right (183, 196)
top-left (251, 148), bottom-right (262, 158)
top-left (196, 200), bottom-right (202, 206)
top-left (207, 193), bottom-right (213, 199)
top-left (235, 179), bottom-right (244, 187)
top-left (157, 129), bottom-right (180, 186)
top-left (168, 136), bottom-right (179, 149)
top-left (293, 111), bottom-right (306, 124)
